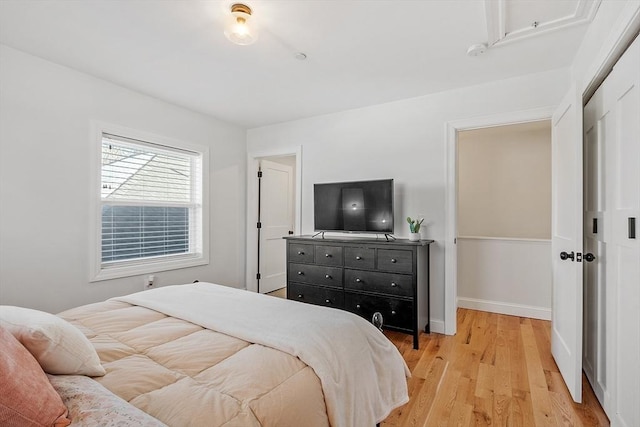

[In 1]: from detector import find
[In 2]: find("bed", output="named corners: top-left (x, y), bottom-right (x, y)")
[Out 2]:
top-left (1, 282), bottom-right (410, 427)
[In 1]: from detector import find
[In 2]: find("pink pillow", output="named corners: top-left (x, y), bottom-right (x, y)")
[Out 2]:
top-left (0, 326), bottom-right (71, 427)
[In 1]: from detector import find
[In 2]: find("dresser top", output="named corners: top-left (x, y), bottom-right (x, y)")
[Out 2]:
top-left (284, 235), bottom-right (433, 246)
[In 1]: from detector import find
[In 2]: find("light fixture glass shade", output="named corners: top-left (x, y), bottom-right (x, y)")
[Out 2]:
top-left (224, 4), bottom-right (257, 46)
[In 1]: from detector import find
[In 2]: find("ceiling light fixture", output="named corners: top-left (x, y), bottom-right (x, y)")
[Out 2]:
top-left (224, 3), bottom-right (257, 46)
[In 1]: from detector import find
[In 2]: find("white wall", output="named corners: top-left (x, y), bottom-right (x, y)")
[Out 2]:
top-left (571, 0), bottom-right (640, 95)
top-left (0, 45), bottom-right (247, 313)
top-left (247, 68), bottom-right (569, 328)
top-left (457, 238), bottom-right (552, 320)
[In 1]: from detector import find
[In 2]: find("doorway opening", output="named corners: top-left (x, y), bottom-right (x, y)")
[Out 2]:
top-left (246, 148), bottom-right (302, 295)
top-left (456, 121), bottom-right (553, 321)
top-left (444, 107), bottom-right (555, 335)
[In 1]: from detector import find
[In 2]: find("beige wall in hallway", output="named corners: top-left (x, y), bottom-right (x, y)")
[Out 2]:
top-left (457, 120), bottom-right (551, 239)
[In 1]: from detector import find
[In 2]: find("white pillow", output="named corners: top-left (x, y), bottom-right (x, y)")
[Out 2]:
top-left (0, 305), bottom-right (105, 376)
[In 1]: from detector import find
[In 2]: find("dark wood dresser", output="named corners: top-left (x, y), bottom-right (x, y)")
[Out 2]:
top-left (284, 235), bottom-right (433, 349)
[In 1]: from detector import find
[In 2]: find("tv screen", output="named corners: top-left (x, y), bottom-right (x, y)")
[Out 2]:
top-left (314, 179), bottom-right (394, 233)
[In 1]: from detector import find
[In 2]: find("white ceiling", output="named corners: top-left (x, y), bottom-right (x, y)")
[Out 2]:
top-left (0, 1), bottom-right (598, 128)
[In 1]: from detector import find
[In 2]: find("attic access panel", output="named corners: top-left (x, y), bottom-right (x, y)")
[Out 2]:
top-left (484, 0), bottom-right (601, 46)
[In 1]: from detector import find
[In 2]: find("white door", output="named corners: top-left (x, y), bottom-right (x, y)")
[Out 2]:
top-left (583, 85), bottom-right (609, 405)
top-left (259, 159), bottom-right (294, 294)
top-left (551, 85), bottom-right (583, 403)
top-left (608, 36), bottom-right (639, 427)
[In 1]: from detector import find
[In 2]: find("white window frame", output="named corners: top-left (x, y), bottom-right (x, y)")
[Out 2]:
top-left (89, 121), bottom-right (209, 282)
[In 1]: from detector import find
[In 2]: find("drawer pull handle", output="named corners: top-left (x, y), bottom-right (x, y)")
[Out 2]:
top-left (356, 304), bottom-right (361, 309)
top-left (297, 251), bottom-right (304, 255)
top-left (325, 299), bottom-right (331, 304)
top-left (355, 278), bottom-right (362, 283)
top-left (391, 310), bottom-right (397, 315)
top-left (391, 282), bottom-right (397, 287)
top-left (297, 294), bottom-right (303, 299)
top-left (325, 253), bottom-right (331, 258)
top-left (391, 258), bottom-right (397, 263)
top-left (356, 256), bottom-right (362, 260)
top-left (297, 271), bottom-right (304, 275)
top-left (325, 274), bottom-right (331, 279)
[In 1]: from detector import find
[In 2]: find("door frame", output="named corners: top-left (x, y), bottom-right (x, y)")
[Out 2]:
top-left (443, 107), bottom-right (555, 335)
top-left (245, 146), bottom-right (302, 293)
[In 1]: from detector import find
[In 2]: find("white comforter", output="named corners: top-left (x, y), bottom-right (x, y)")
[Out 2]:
top-left (114, 282), bottom-right (409, 427)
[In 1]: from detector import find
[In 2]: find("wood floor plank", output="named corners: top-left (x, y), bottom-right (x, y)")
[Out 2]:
top-left (521, 319), bottom-right (556, 427)
top-left (382, 309), bottom-right (609, 427)
top-left (424, 365), bottom-right (461, 426)
top-left (530, 318), bottom-right (558, 373)
top-left (493, 392), bottom-right (512, 427)
top-left (446, 400), bottom-right (473, 427)
top-left (472, 396), bottom-right (494, 426)
top-left (413, 336), bottom-right (445, 379)
top-left (400, 356), bottom-right (448, 427)
top-left (494, 328), bottom-right (512, 398)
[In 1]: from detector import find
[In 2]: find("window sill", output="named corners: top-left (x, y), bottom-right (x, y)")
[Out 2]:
top-left (90, 255), bottom-right (208, 282)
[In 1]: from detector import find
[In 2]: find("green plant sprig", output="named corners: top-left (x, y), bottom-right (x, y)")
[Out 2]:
top-left (406, 217), bottom-right (424, 233)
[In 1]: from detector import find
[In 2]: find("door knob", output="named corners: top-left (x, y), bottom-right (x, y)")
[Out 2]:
top-left (560, 251), bottom-right (575, 261)
top-left (584, 253), bottom-right (596, 262)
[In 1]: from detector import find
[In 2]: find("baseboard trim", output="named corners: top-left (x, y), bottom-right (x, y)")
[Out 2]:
top-left (428, 319), bottom-right (445, 334)
top-left (457, 297), bottom-right (551, 320)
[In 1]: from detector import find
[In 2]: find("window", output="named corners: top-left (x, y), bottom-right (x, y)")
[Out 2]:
top-left (91, 126), bottom-right (208, 281)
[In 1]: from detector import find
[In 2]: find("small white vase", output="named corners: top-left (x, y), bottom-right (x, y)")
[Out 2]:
top-left (408, 232), bottom-right (420, 241)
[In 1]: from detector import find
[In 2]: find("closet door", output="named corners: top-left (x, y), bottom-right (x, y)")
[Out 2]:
top-left (583, 85), bottom-right (609, 407)
top-left (608, 36), bottom-right (640, 427)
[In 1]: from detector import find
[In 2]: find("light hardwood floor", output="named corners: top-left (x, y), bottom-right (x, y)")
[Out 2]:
top-left (383, 308), bottom-right (609, 427)
top-left (266, 287), bottom-right (287, 299)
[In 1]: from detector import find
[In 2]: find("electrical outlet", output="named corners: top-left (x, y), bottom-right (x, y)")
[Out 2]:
top-left (144, 275), bottom-right (155, 290)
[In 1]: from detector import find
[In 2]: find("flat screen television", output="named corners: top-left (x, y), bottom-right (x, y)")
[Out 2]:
top-left (314, 179), bottom-right (394, 234)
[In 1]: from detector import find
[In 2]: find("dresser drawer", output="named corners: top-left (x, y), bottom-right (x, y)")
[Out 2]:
top-left (288, 243), bottom-right (315, 263)
top-left (344, 247), bottom-right (375, 269)
top-left (289, 283), bottom-right (344, 308)
top-left (315, 245), bottom-right (343, 266)
top-left (344, 292), bottom-right (413, 331)
top-left (344, 269), bottom-right (413, 298)
top-left (288, 263), bottom-right (343, 288)
top-left (377, 249), bottom-right (413, 273)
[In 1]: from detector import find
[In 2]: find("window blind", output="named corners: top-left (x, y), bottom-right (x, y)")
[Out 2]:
top-left (100, 134), bottom-right (202, 266)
